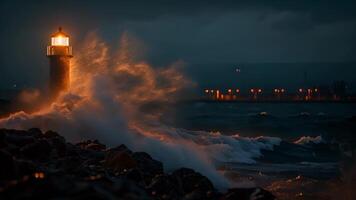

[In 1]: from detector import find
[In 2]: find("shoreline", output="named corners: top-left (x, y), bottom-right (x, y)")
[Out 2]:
top-left (0, 128), bottom-right (275, 200)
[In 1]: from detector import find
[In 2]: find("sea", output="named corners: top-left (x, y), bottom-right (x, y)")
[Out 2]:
top-left (162, 102), bottom-right (356, 199)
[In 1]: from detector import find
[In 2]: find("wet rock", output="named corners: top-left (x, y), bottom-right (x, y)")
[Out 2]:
top-left (4, 133), bottom-right (35, 147)
top-left (105, 150), bottom-right (137, 173)
top-left (27, 128), bottom-right (43, 138)
top-left (221, 187), bottom-right (276, 200)
top-left (182, 190), bottom-right (208, 200)
top-left (0, 150), bottom-right (17, 180)
top-left (113, 178), bottom-right (152, 200)
top-left (20, 139), bottom-right (52, 160)
top-left (56, 155), bottom-right (84, 174)
top-left (125, 168), bottom-right (145, 184)
top-left (172, 168), bottom-right (214, 194)
top-left (15, 159), bottom-right (37, 177)
top-left (0, 128), bottom-right (276, 200)
top-left (0, 131), bottom-right (5, 146)
top-left (77, 140), bottom-right (106, 151)
top-left (108, 144), bottom-right (133, 154)
top-left (43, 130), bottom-right (61, 139)
top-left (49, 137), bottom-right (67, 157)
top-left (132, 152), bottom-right (163, 181)
top-left (147, 174), bottom-right (182, 199)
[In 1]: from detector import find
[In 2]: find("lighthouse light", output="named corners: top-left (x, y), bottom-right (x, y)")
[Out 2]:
top-left (51, 35), bottom-right (69, 46)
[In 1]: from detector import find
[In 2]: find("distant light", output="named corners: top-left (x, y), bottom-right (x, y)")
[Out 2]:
top-left (281, 89), bottom-right (285, 93)
top-left (236, 68), bottom-right (241, 73)
top-left (250, 89), bottom-right (254, 93)
top-left (236, 89), bottom-right (240, 93)
top-left (210, 90), bottom-right (214, 93)
top-left (299, 88), bottom-right (303, 92)
top-left (258, 89), bottom-right (262, 93)
top-left (314, 88), bottom-right (318, 92)
top-left (228, 89), bottom-right (232, 93)
top-left (205, 89), bottom-right (209, 93)
top-left (274, 89), bottom-right (278, 93)
top-left (34, 172), bottom-right (45, 179)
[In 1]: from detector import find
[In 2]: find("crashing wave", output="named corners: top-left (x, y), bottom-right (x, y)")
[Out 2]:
top-left (294, 135), bottom-right (325, 145)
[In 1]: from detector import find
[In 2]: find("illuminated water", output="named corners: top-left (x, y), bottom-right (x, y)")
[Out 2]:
top-left (163, 102), bottom-right (356, 182)
top-left (171, 102), bottom-right (356, 139)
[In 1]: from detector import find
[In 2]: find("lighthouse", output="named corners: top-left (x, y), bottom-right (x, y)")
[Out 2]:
top-left (46, 27), bottom-right (73, 98)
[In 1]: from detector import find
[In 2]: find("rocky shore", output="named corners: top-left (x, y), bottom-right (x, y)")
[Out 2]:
top-left (0, 128), bottom-right (275, 199)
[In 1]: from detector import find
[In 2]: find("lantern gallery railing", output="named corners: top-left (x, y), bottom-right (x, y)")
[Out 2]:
top-left (46, 46), bottom-right (72, 56)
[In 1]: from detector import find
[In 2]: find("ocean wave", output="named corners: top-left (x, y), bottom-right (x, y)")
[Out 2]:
top-left (142, 125), bottom-right (283, 164)
top-left (294, 135), bottom-right (325, 145)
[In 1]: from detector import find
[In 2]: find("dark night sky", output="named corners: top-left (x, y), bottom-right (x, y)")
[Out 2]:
top-left (0, 0), bottom-right (356, 90)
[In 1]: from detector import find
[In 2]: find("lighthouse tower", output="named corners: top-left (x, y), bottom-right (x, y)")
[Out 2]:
top-left (46, 27), bottom-right (73, 98)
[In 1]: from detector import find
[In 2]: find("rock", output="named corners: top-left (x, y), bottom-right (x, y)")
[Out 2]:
top-left (20, 139), bottom-right (52, 160)
top-left (56, 156), bottom-right (86, 174)
top-left (4, 133), bottom-right (35, 147)
top-left (86, 143), bottom-right (106, 151)
top-left (77, 140), bottom-right (106, 151)
top-left (183, 190), bottom-right (221, 200)
top-left (125, 168), bottom-right (145, 184)
top-left (27, 128), bottom-right (43, 138)
top-left (182, 191), bottom-right (207, 200)
top-left (113, 178), bottom-right (152, 200)
top-left (49, 137), bottom-right (67, 157)
top-left (0, 150), bottom-right (17, 179)
top-left (171, 168), bottom-right (214, 194)
top-left (108, 144), bottom-right (132, 154)
top-left (15, 159), bottom-right (37, 177)
top-left (0, 128), bottom-right (277, 200)
top-left (105, 151), bottom-right (137, 173)
top-left (147, 174), bottom-right (182, 199)
top-left (221, 187), bottom-right (276, 200)
top-left (43, 130), bottom-right (61, 139)
top-left (0, 130), bottom-right (5, 146)
top-left (132, 152), bottom-right (163, 181)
